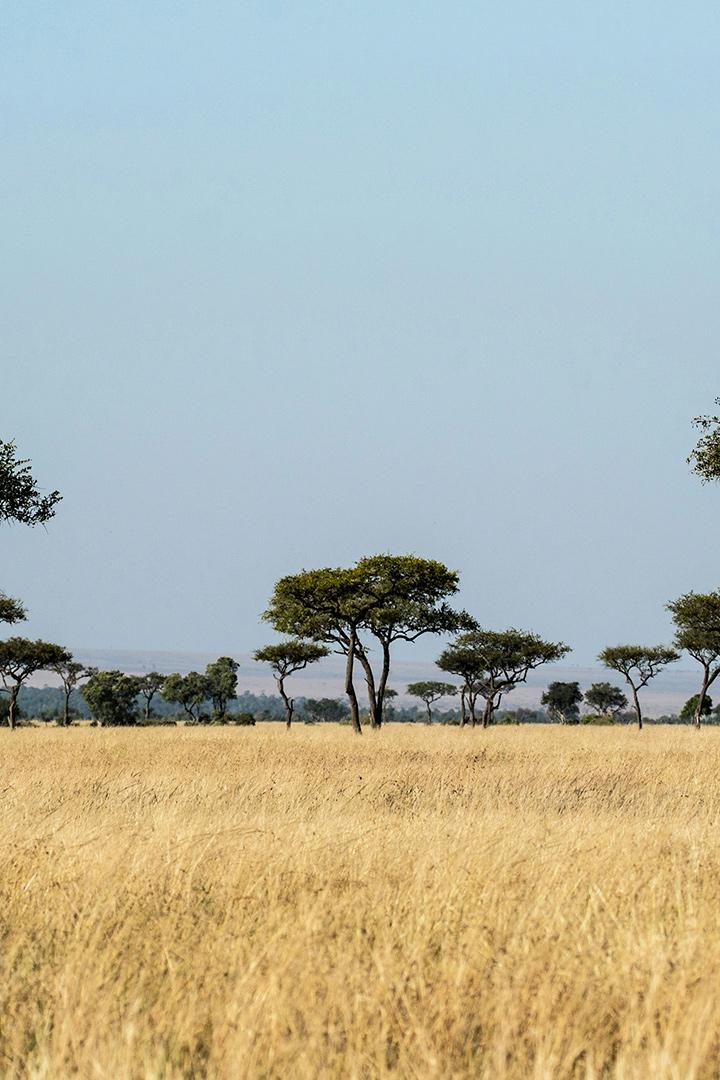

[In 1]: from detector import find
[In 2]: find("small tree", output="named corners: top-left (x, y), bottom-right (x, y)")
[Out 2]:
top-left (667, 590), bottom-right (720, 728)
top-left (205, 657), bottom-right (239, 721)
top-left (541, 681), bottom-right (583, 724)
top-left (436, 644), bottom-right (485, 727)
top-left (137, 672), bottom-right (166, 723)
top-left (680, 694), bottom-right (713, 723)
top-left (406, 680), bottom-right (457, 723)
top-left (162, 672), bottom-right (210, 723)
top-left (440, 629), bottom-right (570, 729)
top-left (0, 638), bottom-right (71, 729)
top-left (254, 640), bottom-right (329, 729)
top-left (598, 645), bottom-right (679, 730)
top-left (50, 659), bottom-right (89, 727)
top-left (81, 670), bottom-right (141, 726)
top-left (584, 682), bottom-right (628, 722)
top-left (689, 399), bottom-right (720, 482)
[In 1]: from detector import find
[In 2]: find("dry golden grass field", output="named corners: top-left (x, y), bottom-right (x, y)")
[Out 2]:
top-left (3, 723), bottom-right (720, 1079)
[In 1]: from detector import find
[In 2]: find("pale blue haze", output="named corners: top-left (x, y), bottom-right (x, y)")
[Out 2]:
top-left (2, 2), bottom-right (719, 664)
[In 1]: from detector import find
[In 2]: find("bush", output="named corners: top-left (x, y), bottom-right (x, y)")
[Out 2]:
top-left (580, 712), bottom-right (615, 726)
top-left (235, 712), bottom-right (256, 726)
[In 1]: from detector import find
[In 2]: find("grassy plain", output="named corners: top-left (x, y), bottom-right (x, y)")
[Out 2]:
top-left (2, 723), bottom-right (720, 1078)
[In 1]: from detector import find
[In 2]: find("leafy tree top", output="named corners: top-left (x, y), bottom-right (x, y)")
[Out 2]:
top-left (440, 629), bottom-right (570, 697)
top-left (598, 645), bottom-right (679, 687)
top-left (355, 555), bottom-right (474, 644)
top-left (406, 680), bottom-right (457, 704)
top-left (688, 399), bottom-right (720, 482)
top-left (263, 556), bottom-right (473, 650)
top-left (584, 682), bottom-right (628, 715)
top-left (541, 681), bottom-right (582, 720)
top-left (0, 594), bottom-right (27, 625)
top-left (263, 566), bottom-right (376, 646)
top-left (667, 591), bottom-right (720, 668)
top-left (254, 639), bottom-right (329, 676)
top-left (0, 440), bottom-right (61, 525)
top-left (0, 638), bottom-right (71, 687)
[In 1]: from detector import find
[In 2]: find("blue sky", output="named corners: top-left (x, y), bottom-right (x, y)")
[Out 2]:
top-left (2, 2), bottom-right (719, 665)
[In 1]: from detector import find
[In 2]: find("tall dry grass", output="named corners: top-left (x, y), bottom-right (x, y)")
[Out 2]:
top-left (2, 723), bottom-right (720, 1078)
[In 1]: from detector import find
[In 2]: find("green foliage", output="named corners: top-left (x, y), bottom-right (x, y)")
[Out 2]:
top-left (688, 399), bottom-right (720, 482)
top-left (680, 694), bottom-right (713, 722)
top-left (0, 439), bottom-right (61, 525)
top-left (0, 594), bottom-right (27, 625)
top-left (162, 671), bottom-right (210, 723)
top-left (439, 629), bottom-right (570, 727)
top-left (598, 645), bottom-right (679, 684)
top-left (204, 657), bottom-right (239, 719)
top-left (263, 555), bottom-right (472, 730)
top-left (406, 680), bottom-right (457, 722)
top-left (598, 644), bottom-right (679, 729)
top-left (137, 672), bottom-right (167, 720)
top-left (541, 682), bottom-right (583, 724)
top-left (254, 639), bottom-right (329, 727)
top-left (584, 682), bottom-right (628, 719)
top-left (254, 640), bottom-right (329, 674)
top-left (50, 658), bottom-right (89, 726)
top-left (81, 670), bottom-right (141, 726)
top-left (0, 638), bottom-right (72, 728)
top-left (667, 592), bottom-right (720, 724)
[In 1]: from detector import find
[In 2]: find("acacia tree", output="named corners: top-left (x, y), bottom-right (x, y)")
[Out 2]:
top-left (406, 680), bottom-right (457, 724)
top-left (689, 399), bottom-right (720, 482)
top-left (162, 672), bottom-right (210, 723)
top-left (584, 682), bottom-right (628, 721)
top-left (667, 590), bottom-right (720, 729)
top-left (0, 638), bottom-right (71, 729)
top-left (205, 657), bottom-right (239, 721)
top-left (254, 640), bottom-right (329, 728)
top-left (50, 658), bottom-right (89, 727)
top-left (436, 642), bottom-right (486, 727)
top-left (263, 567), bottom-right (379, 734)
top-left (352, 555), bottom-right (474, 729)
top-left (439, 630), bottom-right (570, 729)
top-left (541, 681), bottom-right (582, 724)
top-left (598, 645), bottom-right (679, 730)
top-left (137, 672), bottom-right (167, 723)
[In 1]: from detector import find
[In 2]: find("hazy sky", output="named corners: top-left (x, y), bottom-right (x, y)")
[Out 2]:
top-left (2, 2), bottom-right (719, 665)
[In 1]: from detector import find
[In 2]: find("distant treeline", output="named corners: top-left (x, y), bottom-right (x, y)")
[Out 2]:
top-left (8, 684), bottom-right (716, 727)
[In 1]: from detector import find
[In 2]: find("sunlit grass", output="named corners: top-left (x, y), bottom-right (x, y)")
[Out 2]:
top-left (2, 723), bottom-right (720, 1077)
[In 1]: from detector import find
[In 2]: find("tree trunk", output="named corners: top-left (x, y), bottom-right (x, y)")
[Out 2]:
top-left (694, 667), bottom-right (711, 729)
top-left (468, 690), bottom-right (478, 728)
top-left (630, 684), bottom-right (642, 731)
top-left (482, 697), bottom-right (494, 729)
top-left (8, 685), bottom-right (19, 731)
top-left (375, 644), bottom-right (391, 728)
top-left (460, 688), bottom-right (467, 728)
top-left (356, 648), bottom-right (379, 729)
top-left (63, 688), bottom-right (71, 727)
top-left (345, 631), bottom-right (362, 734)
top-left (276, 675), bottom-right (293, 729)
top-left (425, 701), bottom-right (433, 724)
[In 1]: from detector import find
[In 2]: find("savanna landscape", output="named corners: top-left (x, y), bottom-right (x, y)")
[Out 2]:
top-left (5, 723), bottom-right (720, 1079)
top-left (5, 6), bottom-right (720, 1077)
